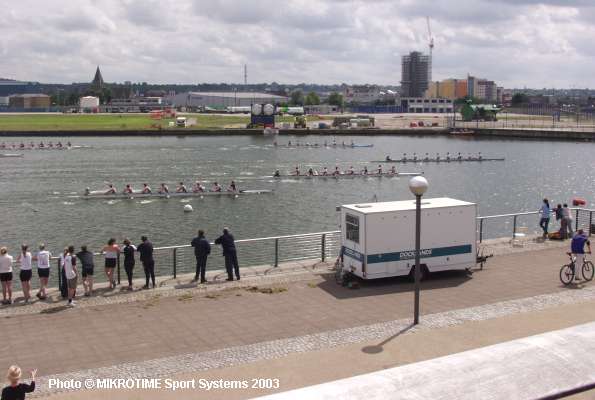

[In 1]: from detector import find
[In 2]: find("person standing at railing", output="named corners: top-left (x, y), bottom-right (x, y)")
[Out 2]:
top-left (562, 204), bottom-right (574, 239)
top-left (102, 239), bottom-right (120, 289)
top-left (59, 247), bottom-right (68, 299)
top-left (64, 246), bottom-right (78, 307)
top-left (76, 246), bottom-right (94, 297)
top-left (16, 245), bottom-right (32, 303)
top-left (538, 198), bottom-right (551, 239)
top-left (122, 239), bottom-right (136, 290)
top-left (0, 247), bottom-right (13, 305)
top-left (191, 230), bottom-right (211, 284)
top-left (215, 228), bottom-right (240, 281)
top-left (33, 244), bottom-right (51, 300)
top-left (137, 236), bottom-right (155, 289)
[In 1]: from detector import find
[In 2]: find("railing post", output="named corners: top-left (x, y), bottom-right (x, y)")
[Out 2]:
top-left (173, 248), bottom-right (177, 278)
top-left (512, 215), bottom-right (517, 239)
top-left (575, 209), bottom-right (579, 232)
top-left (274, 238), bottom-right (279, 267)
top-left (57, 258), bottom-right (62, 293)
top-left (321, 234), bottom-right (326, 262)
top-left (479, 218), bottom-right (484, 243)
top-left (117, 253), bottom-right (121, 285)
top-left (590, 211), bottom-right (593, 236)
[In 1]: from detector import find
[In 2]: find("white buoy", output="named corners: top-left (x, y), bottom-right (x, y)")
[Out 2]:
top-left (183, 204), bottom-right (193, 212)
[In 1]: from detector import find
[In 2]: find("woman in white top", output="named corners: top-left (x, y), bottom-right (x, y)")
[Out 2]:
top-left (33, 244), bottom-right (51, 300)
top-left (0, 247), bottom-right (14, 305)
top-left (103, 238), bottom-right (120, 289)
top-left (16, 244), bottom-right (33, 302)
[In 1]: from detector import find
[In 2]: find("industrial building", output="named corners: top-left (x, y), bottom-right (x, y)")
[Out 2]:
top-left (400, 97), bottom-right (453, 113)
top-left (0, 80), bottom-right (43, 96)
top-left (8, 94), bottom-right (51, 110)
top-left (102, 97), bottom-right (164, 113)
top-left (401, 51), bottom-right (430, 98)
top-left (168, 92), bottom-right (289, 110)
top-left (427, 79), bottom-right (468, 100)
top-left (467, 76), bottom-right (498, 102)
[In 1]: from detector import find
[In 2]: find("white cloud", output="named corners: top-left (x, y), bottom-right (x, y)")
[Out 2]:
top-left (0, 0), bottom-right (593, 87)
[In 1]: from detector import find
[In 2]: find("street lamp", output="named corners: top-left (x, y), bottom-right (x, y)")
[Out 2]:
top-left (408, 175), bottom-right (429, 325)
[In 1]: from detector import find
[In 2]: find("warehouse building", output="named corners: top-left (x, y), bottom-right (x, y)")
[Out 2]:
top-left (8, 94), bottom-right (51, 110)
top-left (400, 97), bottom-right (453, 113)
top-left (168, 92), bottom-right (289, 110)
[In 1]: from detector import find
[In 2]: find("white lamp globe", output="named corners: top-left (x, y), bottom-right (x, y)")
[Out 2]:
top-left (408, 176), bottom-right (428, 196)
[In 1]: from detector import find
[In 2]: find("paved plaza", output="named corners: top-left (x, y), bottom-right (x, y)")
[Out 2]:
top-left (0, 239), bottom-right (593, 399)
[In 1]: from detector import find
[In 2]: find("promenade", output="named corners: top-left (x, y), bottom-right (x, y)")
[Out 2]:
top-left (1, 237), bottom-right (593, 399)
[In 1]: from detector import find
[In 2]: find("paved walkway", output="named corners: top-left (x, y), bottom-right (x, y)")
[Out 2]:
top-left (0, 241), bottom-right (590, 399)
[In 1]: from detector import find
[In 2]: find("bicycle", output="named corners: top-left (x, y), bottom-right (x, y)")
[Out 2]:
top-left (560, 252), bottom-right (594, 285)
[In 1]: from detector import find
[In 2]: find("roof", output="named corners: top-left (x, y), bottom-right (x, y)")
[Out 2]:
top-left (10, 93), bottom-right (49, 98)
top-left (469, 104), bottom-right (501, 111)
top-left (186, 91), bottom-right (288, 99)
top-left (342, 197), bottom-right (475, 214)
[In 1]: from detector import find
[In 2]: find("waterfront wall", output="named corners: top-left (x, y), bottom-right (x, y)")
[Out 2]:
top-left (472, 127), bottom-right (595, 141)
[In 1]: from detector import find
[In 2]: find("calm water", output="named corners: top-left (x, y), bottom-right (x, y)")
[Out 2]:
top-left (1, 134), bottom-right (594, 255)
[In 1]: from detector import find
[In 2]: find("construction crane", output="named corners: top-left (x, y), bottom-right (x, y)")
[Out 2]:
top-left (426, 16), bottom-right (434, 83)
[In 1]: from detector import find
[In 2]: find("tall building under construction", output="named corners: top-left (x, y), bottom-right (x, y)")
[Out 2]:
top-left (400, 51), bottom-right (430, 98)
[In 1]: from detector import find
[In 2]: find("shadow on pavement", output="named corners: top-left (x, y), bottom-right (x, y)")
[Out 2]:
top-left (362, 323), bottom-right (415, 354)
top-left (318, 270), bottom-right (473, 299)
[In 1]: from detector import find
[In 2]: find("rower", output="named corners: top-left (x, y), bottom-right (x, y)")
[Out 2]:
top-left (402, 153), bottom-right (407, 162)
top-left (446, 152), bottom-right (451, 161)
top-left (29, 141), bottom-right (35, 148)
top-left (19, 142), bottom-right (25, 149)
top-left (228, 180), bottom-right (237, 192)
top-left (362, 166), bottom-right (368, 175)
top-left (308, 168), bottom-right (314, 176)
top-left (288, 140), bottom-right (292, 146)
top-left (211, 182), bottom-right (222, 192)
top-left (105, 184), bottom-right (116, 195)
top-left (412, 152), bottom-right (417, 162)
top-left (141, 183), bottom-right (152, 194)
top-left (324, 140), bottom-right (328, 147)
top-left (350, 140), bottom-right (355, 147)
top-left (0, 142), bottom-right (5, 149)
top-left (377, 165), bottom-right (383, 175)
top-left (341, 141), bottom-right (346, 147)
top-left (123, 184), bottom-right (134, 194)
top-left (273, 141), bottom-right (277, 147)
top-left (176, 182), bottom-right (188, 193)
top-left (436, 153), bottom-right (441, 162)
top-left (273, 170), bottom-right (281, 177)
top-left (38, 142), bottom-right (44, 149)
top-left (333, 166), bottom-right (340, 176)
top-left (84, 188), bottom-right (91, 196)
top-left (478, 152), bottom-right (483, 161)
top-left (424, 153), bottom-right (429, 162)
top-left (390, 165), bottom-right (397, 175)
top-left (457, 152), bottom-right (462, 161)
top-left (158, 183), bottom-right (169, 194)
top-left (56, 141), bottom-right (63, 148)
top-left (67, 141), bottom-right (72, 147)
top-left (322, 167), bottom-right (329, 176)
top-left (348, 166), bottom-right (354, 175)
top-left (293, 166), bottom-right (300, 176)
top-left (48, 141), bottom-right (54, 148)
top-left (385, 155), bottom-right (392, 162)
top-left (192, 181), bottom-right (205, 192)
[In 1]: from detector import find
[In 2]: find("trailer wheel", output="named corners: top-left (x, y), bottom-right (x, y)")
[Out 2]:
top-left (408, 265), bottom-right (429, 282)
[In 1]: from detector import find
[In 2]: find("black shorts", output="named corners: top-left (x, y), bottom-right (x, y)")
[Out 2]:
top-left (38, 268), bottom-right (50, 278)
top-left (82, 267), bottom-right (94, 278)
top-left (19, 270), bottom-right (32, 282)
top-left (0, 272), bottom-right (13, 282)
top-left (105, 258), bottom-right (117, 269)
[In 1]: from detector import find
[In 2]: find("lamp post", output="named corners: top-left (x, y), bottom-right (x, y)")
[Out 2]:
top-left (409, 175), bottom-right (429, 325)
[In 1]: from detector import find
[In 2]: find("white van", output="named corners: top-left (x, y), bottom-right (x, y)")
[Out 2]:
top-left (340, 197), bottom-right (477, 279)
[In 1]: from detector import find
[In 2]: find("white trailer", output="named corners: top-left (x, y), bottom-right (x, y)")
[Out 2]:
top-left (340, 197), bottom-right (477, 280)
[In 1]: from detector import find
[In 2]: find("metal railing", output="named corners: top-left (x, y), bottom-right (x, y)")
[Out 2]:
top-left (477, 207), bottom-right (593, 243)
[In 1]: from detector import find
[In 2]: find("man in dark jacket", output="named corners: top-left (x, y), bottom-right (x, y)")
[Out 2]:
top-left (191, 230), bottom-right (211, 283)
top-left (137, 236), bottom-right (155, 289)
top-left (215, 228), bottom-right (240, 281)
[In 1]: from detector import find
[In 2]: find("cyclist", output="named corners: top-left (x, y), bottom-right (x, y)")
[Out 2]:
top-left (571, 229), bottom-right (591, 281)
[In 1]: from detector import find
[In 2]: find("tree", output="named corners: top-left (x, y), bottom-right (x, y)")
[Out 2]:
top-left (327, 92), bottom-right (344, 107)
top-left (511, 93), bottom-right (528, 106)
top-left (290, 90), bottom-right (304, 106)
top-left (304, 91), bottom-right (320, 105)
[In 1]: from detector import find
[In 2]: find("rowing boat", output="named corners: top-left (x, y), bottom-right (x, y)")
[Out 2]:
top-left (1, 146), bottom-right (92, 151)
top-left (276, 144), bottom-right (374, 149)
top-left (0, 153), bottom-right (24, 158)
top-left (376, 158), bottom-right (505, 163)
top-left (271, 172), bottom-right (422, 179)
top-left (82, 189), bottom-right (273, 200)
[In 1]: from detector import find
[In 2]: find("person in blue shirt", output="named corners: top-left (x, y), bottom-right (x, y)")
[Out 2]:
top-left (538, 198), bottom-right (551, 238)
top-left (570, 229), bottom-right (591, 281)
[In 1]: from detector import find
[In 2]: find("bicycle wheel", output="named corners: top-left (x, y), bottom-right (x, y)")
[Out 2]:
top-left (560, 264), bottom-right (574, 285)
top-left (583, 261), bottom-right (595, 282)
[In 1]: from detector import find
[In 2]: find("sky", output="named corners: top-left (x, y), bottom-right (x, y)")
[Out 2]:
top-left (1, 0), bottom-right (593, 88)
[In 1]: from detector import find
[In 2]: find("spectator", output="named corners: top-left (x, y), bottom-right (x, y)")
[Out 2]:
top-left (215, 228), bottom-right (240, 281)
top-left (538, 198), bottom-right (550, 238)
top-left (64, 246), bottom-right (77, 306)
top-left (33, 244), bottom-right (51, 300)
top-left (76, 246), bottom-right (95, 297)
top-left (562, 204), bottom-right (574, 239)
top-left (16, 245), bottom-right (32, 303)
top-left (59, 247), bottom-right (68, 299)
top-left (137, 236), bottom-right (155, 289)
top-left (191, 230), bottom-right (211, 283)
top-left (102, 238), bottom-right (120, 289)
top-left (1, 366), bottom-right (36, 400)
top-left (570, 229), bottom-right (592, 282)
top-left (0, 247), bottom-right (13, 305)
top-left (122, 239), bottom-right (136, 290)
